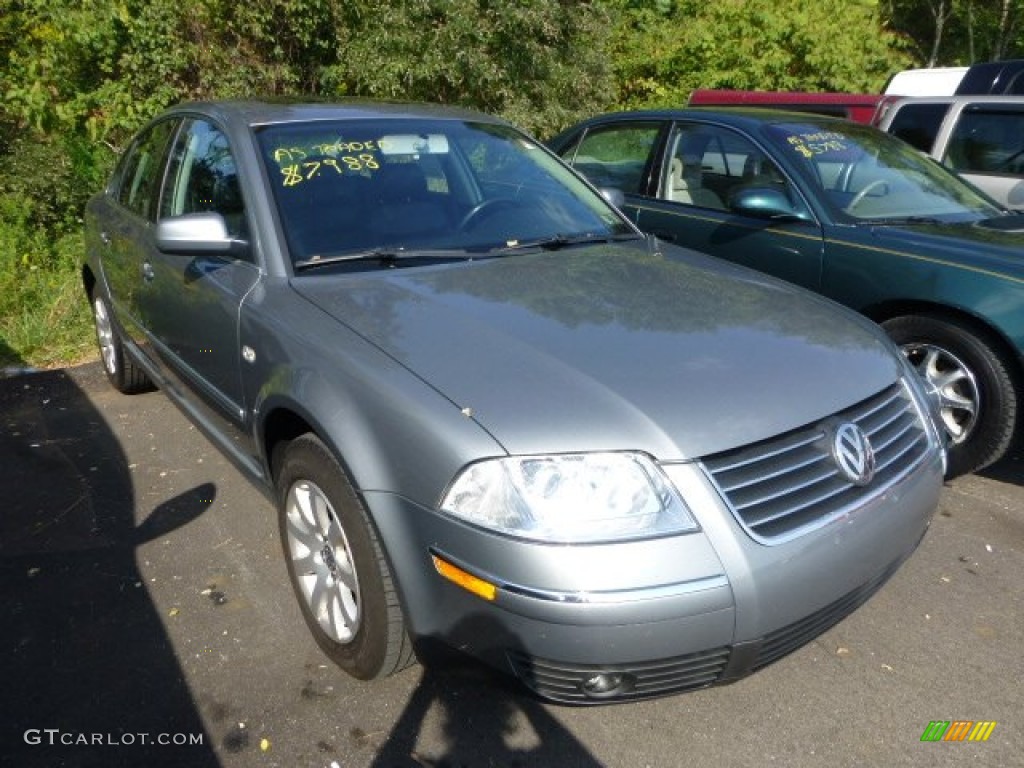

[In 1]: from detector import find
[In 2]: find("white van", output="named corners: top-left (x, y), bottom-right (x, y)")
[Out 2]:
top-left (884, 67), bottom-right (968, 96)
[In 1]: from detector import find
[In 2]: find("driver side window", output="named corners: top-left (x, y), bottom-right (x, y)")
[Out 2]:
top-left (161, 119), bottom-right (247, 242)
top-left (663, 123), bottom-right (793, 212)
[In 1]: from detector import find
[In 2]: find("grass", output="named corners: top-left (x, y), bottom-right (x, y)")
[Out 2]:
top-left (0, 230), bottom-right (98, 371)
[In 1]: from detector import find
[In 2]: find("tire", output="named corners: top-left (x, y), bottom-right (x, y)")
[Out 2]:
top-left (883, 314), bottom-right (1018, 477)
top-left (91, 292), bottom-right (153, 394)
top-left (276, 434), bottom-right (414, 680)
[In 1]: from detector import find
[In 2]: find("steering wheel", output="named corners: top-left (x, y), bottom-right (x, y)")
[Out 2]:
top-left (995, 147), bottom-right (1024, 171)
top-left (458, 198), bottom-right (523, 231)
top-left (844, 179), bottom-right (889, 213)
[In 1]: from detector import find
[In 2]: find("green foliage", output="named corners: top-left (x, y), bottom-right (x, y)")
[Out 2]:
top-left (327, 0), bottom-right (614, 137)
top-left (0, 133), bottom-right (111, 238)
top-left (610, 0), bottom-right (913, 108)
top-left (881, 0), bottom-right (1024, 65)
top-left (0, 220), bottom-right (94, 368)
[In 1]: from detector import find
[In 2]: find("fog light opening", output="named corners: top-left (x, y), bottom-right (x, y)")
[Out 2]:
top-left (580, 671), bottom-right (635, 699)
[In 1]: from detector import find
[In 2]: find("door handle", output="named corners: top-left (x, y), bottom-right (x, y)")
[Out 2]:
top-left (141, 262), bottom-right (155, 282)
top-left (651, 230), bottom-right (677, 242)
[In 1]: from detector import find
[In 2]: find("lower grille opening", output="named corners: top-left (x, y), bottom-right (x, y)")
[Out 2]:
top-left (752, 555), bottom-right (908, 671)
top-left (504, 550), bottom-right (916, 703)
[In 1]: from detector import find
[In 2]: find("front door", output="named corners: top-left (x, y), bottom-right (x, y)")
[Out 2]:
top-left (636, 121), bottom-right (826, 293)
top-left (140, 117), bottom-right (261, 446)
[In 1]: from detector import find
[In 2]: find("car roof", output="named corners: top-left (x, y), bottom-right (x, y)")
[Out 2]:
top-left (159, 99), bottom-right (511, 129)
top-left (885, 94), bottom-right (1024, 108)
top-left (566, 107), bottom-right (853, 130)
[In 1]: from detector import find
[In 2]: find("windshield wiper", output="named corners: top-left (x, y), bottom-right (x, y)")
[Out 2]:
top-left (860, 216), bottom-right (947, 227)
top-left (493, 231), bottom-right (642, 253)
top-left (294, 247), bottom-right (475, 272)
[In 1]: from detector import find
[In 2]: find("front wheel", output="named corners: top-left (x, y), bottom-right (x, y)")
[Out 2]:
top-left (276, 434), bottom-right (414, 680)
top-left (883, 314), bottom-right (1018, 477)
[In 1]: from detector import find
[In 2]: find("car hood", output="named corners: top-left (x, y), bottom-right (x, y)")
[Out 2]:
top-left (864, 215), bottom-right (1024, 275)
top-left (293, 242), bottom-right (901, 460)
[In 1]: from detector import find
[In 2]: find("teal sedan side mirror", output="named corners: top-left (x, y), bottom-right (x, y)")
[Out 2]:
top-left (599, 187), bottom-right (626, 209)
top-left (729, 186), bottom-right (809, 222)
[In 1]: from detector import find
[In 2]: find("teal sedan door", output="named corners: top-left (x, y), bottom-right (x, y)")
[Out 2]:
top-left (557, 118), bottom-right (826, 293)
top-left (635, 121), bottom-right (825, 292)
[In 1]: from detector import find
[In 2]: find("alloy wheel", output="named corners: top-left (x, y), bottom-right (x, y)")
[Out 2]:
top-left (283, 479), bottom-right (361, 643)
top-left (901, 341), bottom-right (980, 445)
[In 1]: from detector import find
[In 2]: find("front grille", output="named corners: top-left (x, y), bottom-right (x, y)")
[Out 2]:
top-left (507, 646), bottom-right (731, 704)
top-left (702, 381), bottom-right (932, 543)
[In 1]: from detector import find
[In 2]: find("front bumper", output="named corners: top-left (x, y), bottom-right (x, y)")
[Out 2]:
top-left (367, 447), bottom-right (943, 703)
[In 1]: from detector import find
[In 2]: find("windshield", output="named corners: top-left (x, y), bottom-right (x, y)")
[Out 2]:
top-left (256, 119), bottom-right (634, 267)
top-left (761, 121), bottom-right (1004, 223)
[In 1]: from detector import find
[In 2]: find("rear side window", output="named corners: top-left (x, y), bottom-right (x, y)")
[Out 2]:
top-left (944, 108), bottom-right (1024, 174)
top-left (886, 103), bottom-right (950, 152)
top-left (560, 123), bottom-right (661, 194)
top-left (113, 119), bottom-right (177, 220)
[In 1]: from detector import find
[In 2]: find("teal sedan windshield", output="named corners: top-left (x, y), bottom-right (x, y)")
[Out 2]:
top-left (762, 121), bottom-right (1004, 223)
top-left (256, 119), bottom-right (634, 267)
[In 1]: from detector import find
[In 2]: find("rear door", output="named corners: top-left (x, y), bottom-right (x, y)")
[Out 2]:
top-left (94, 118), bottom-right (180, 351)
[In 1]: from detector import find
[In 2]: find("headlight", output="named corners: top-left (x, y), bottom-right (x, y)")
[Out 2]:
top-left (439, 452), bottom-right (699, 543)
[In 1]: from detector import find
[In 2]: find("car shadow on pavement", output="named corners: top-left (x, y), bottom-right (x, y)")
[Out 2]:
top-left (372, 616), bottom-right (604, 768)
top-left (978, 443), bottom-right (1024, 485)
top-left (0, 366), bottom-right (221, 767)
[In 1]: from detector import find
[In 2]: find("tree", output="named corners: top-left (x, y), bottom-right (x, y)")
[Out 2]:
top-left (881, 0), bottom-right (1024, 65)
top-left (609, 0), bottom-right (912, 108)
top-left (1, 0), bottom-right (614, 148)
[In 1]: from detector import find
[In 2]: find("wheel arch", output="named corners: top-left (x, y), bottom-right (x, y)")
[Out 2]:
top-left (863, 298), bottom-right (1024, 389)
top-left (258, 397), bottom-right (385, 499)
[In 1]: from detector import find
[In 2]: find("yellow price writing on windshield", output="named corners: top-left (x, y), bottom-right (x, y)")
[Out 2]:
top-left (278, 154), bottom-right (380, 187)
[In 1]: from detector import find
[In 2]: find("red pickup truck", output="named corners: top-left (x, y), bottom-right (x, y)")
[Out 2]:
top-left (687, 89), bottom-right (885, 124)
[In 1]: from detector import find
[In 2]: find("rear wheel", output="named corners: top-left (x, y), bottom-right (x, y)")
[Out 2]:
top-left (91, 292), bottom-right (152, 394)
top-left (883, 314), bottom-right (1018, 477)
top-left (276, 434), bottom-right (414, 679)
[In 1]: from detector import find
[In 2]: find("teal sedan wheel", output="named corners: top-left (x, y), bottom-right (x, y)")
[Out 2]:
top-left (884, 315), bottom-right (1018, 477)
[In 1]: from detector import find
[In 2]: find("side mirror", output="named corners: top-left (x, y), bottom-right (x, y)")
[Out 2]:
top-left (729, 186), bottom-right (807, 221)
top-left (155, 212), bottom-right (248, 255)
top-left (599, 187), bottom-right (626, 209)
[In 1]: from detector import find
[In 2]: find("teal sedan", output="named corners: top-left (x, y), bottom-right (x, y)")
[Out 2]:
top-left (549, 109), bottom-right (1024, 477)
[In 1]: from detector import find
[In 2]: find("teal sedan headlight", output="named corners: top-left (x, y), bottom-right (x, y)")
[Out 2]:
top-left (440, 452), bottom-right (699, 543)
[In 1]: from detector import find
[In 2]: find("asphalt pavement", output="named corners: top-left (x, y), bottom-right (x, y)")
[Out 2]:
top-left (1, 362), bottom-right (1021, 768)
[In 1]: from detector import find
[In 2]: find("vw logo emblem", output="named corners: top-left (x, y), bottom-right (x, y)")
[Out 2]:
top-left (832, 423), bottom-right (876, 486)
